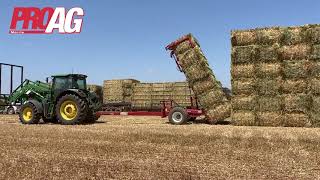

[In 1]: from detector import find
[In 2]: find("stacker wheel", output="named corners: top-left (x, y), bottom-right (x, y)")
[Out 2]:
top-left (56, 94), bottom-right (88, 125)
top-left (7, 107), bottom-right (15, 114)
top-left (168, 107), bottom-right (189, 125)
top-left (19, 102), bottom-right (41, 124)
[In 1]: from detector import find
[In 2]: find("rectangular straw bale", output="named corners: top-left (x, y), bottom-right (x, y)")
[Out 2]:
top-left (197, 89), bottom-right (226, 109)
top-left (231, 111), bottom-right (256, 126)
top-left (283, 60), bottom-right (310, 79)
top-left (231, 30), bottom-right (257, 46)
top-left (283, 113), bottom-right (311, 127)
top-left (256, 77), bottom-right (282, 96)
top-left (310, 44), bottom-right (320, 60)
top-left (176, 46), bottom-right (207, 68)
top-left (231, 78), bottom-right (255, 95)
top-left (283, 93), bottom-right (310, 113)
top-left (282, 79), bottom-right (309, 94)
top-left (310, 78), bottom-right (320, 95)
top-left (174, 36), bottom-right (200, 55)
top-left (256, 27), bottom-right (283, 45)
top-left (191, 75), bottom-right (219, 95)
top-left (256, 112), bottom-right (283, 127)
top-left (231, 46), bottom-right (257, 64)
top-left (256, 45), bottom-right (279, 62)
top-left (184, 62), bottom-right (212, 83)
top-left (306, 25), bottom-right (320, 44)
top-left (256, 96), bottom-right (282, 112)
top-left (310, 61), bottom-right (320, 77)
top-left (278, 44), bottom-right (311, 60)
top-left (281, 27), bottom-right (308, 45)
top-left (231, 95), bottom-right (256, 111)
top-left (231, 64), bottom-right (255, 79)
top-left (205, 102), bottom-right (231, 121)
top-left (255, 62), bottom-right (281, 78)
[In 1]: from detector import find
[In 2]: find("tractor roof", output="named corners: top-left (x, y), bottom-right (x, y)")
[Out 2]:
top-left (51, 74), bottom-right (87, 78)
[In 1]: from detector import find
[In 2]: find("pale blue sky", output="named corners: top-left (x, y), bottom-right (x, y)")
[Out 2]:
top-left (1, 0), bottom-right (320, 93)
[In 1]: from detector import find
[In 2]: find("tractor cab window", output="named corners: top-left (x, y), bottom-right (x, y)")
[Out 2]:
top-left (73, 78), bottom-right (86, 90)
top-left (53, 76), bottom-right (86, 90)
top-left (54, 77), bottom-right (72, 90)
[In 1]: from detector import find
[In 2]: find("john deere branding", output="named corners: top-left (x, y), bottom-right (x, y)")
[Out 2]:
top-left (9, 7), bottom-right (84, 34)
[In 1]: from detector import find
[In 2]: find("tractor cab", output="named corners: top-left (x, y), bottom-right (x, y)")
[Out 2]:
top-left (52, 74), bottom-right (87, 91)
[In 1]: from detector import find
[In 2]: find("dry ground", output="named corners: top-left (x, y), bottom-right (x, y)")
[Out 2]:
top-left (0, 115), bottom-right (320, 179)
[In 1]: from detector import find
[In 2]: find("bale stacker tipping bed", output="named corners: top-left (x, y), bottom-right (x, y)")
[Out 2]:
top-left (96, 97), bottom-right (204, 125)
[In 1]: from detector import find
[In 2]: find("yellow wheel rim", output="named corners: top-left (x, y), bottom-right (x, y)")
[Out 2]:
top-left (60, 100), bottom-right (78, 121)
top-left (22, 107), bottom-right (33, 121)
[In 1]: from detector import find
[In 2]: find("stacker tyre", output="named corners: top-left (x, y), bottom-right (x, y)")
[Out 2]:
top-left (19, 102), bottom-right (41, 124)
top-left (56, 94), bottom-right (88, 125)
top-left (168, 107), bottom-right (189, 125)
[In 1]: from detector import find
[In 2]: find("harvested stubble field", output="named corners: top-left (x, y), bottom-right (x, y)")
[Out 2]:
top-left (0, 115), bottom-right (320, 179)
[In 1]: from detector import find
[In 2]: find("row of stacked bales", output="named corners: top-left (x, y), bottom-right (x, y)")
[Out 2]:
top-left (87, 84), bottom-right (103, 103)
top-left (131, 82), bottom-right (194, 110)
top-left (231, 24), bottom-right (320, 127)
top-left (103, 79), bottom-right (140, 104)
top-left (167, 34), bottom-right (231, 123)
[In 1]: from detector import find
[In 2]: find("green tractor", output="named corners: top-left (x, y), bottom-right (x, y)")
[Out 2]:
top-left (8, 74), bottom-right (102, 125)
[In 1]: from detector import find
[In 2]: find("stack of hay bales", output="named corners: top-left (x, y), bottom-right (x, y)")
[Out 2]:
top-left (131, 82), bottom-right (194, 110)
top-left (103, 79), bottom-right (139, 104)
top-left (87, 84), bottom-right (103, 102)
top-left (167, 34), bottom-right (231, 123)
top-left (231, 24), bottom-right (320, 127)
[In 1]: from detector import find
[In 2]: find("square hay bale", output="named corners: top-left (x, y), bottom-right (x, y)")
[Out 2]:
top-left (282, 79), bottom-right (309, 94)
top-left (256, 45), bottom-right (279, 62)
top-left (255, 62), bottom-right (281, 78)
top-left (173, 34), bottom-right (200, 55)
top-left (256, 77), bottom-right (282, 96)
top-left (278, 44), bottom-right (311, 60)
top-left (231, 95), bottom-right (256, 111)
top-left (283, 60), bottom-right (310, 79)
top-left (306, 25), bottom-right (320, 44)
top-left (205, 102), bottom-right (231, 122)
top-left (310, 111), bottom-right (320, 127)
top-left (281, 27), bottom-right (308, 45)
top-left (256, 96), bottom-right (282, 112)
top-left (231, 111), bottom-right (256, 126)
top-left (231, 46), bottom-right (257, 64)
top-left (256, 27), bottom-right (283, 45)
top-left (283, 93), bottom-right (310, 113)
top-left (310, 78), bottom-right (320, 95)
top-left (197, 89), bottom-right (226, 109)
top-left (184, 61), bottom-right (212, 83)
top-left (311, 61), bottom-right (320, 77)
top-left (231, 64), bottom-right (255, 79)
top-left (283, 113), bottom-right (311, 127)
top-left (231, 30), bottom-right (257, 46)
top-left (176, 46), bottom-right (207, 68)
top-left (191, 75), bottom-right (219, 95)
top-left (256, 112), bottom-right (283, 127)
top-left (231, 78), bottom-right (255, 95)
top-left (310, 44), bottom-right (320, 60)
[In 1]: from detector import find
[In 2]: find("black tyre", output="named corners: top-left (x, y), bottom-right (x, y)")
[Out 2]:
top-left (56, 94), bottom-right (88, 125)
top-left (84, 110), bottom-right (99, 123)
top-left (7, 107), bottom-right (15, 114)
top-left (19, 102), bottom-right (41, 124)
top-left (168, 107), bottom-right (189, 125)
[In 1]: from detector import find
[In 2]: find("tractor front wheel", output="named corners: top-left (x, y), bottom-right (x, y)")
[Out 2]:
top-left (19, 102), bottom-right (41, 124)
top-left (56, 94), bottom-right (87, 125)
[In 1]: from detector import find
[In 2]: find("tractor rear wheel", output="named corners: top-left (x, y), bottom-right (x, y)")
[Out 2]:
top-left (19, 102), bottom-right (41, 124)
top-left (56, 94), bottom-right (88, 125)
top-left (168, 107), bottom-right (189, 125)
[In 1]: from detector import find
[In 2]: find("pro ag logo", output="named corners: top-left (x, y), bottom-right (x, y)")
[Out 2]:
top-left (9, 7), bottom-right (84, 34)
